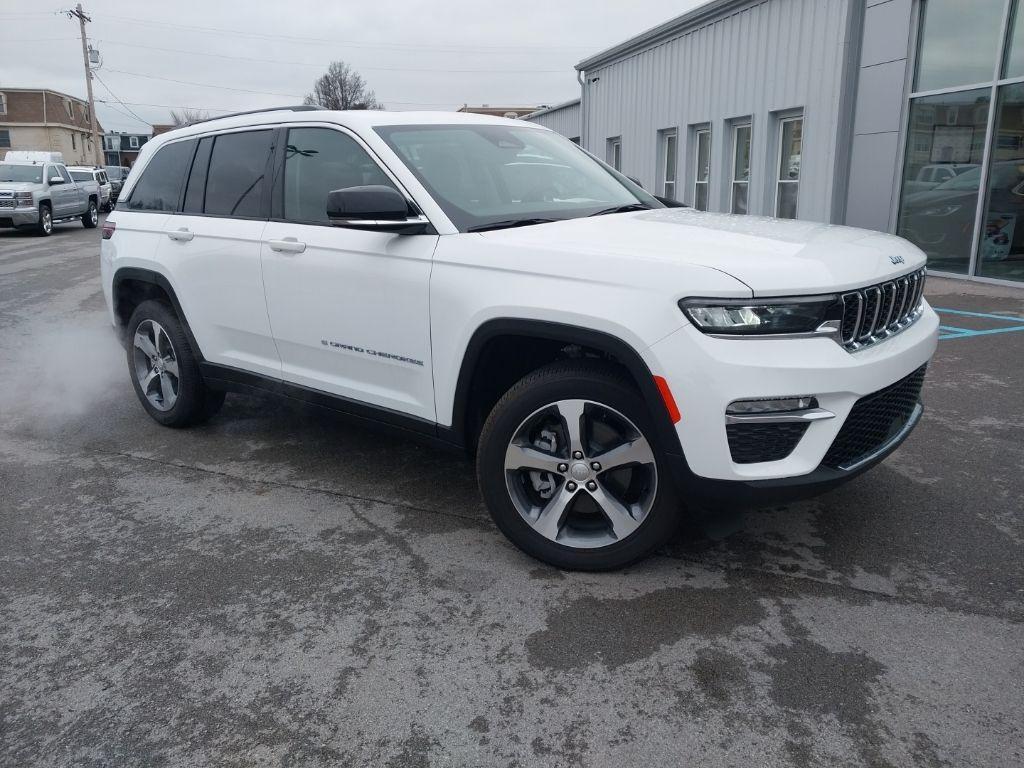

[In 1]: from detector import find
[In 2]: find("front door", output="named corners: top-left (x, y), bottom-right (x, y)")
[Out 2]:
top-left (49, 165), bottom-right (75, 217)
top-left (260, 125), bottom-right (437, 421)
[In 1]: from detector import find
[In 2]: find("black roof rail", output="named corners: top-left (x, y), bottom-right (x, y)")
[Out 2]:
top-left (185, 105), bottom-right (326, 127)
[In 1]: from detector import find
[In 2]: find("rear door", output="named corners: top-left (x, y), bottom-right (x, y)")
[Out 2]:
top-left (259, 124), bottom-right (437, 420)
top-left (50, 165), bottom-right (76, 217)
top-left (156, 129), bottom-right (281, 378)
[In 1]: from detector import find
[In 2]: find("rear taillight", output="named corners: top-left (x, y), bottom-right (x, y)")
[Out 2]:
top-left (101, 220), bottom-right (116, 240)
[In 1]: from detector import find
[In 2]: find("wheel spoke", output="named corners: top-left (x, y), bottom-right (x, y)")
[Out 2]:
top-left (531, 485), bottom-right (575, 541)
top-left (163, 357), bottom-right (179, 378)
top-left (555, 399), bottom-right (587, 456)
top-left (505, 443), bottom-right (564, 474)
top-left (141, 367), bottom-right (159, 393)
top-left (134, 329), bottom-right (157, 358)
top-left (592, 435), bottom-right (654, 472)
top-left (153, 324), bottom-right (167, 358)
top-left (588, 482), bottom-right (642, 540)
top-left (159, 373), bottom-right (175, 406)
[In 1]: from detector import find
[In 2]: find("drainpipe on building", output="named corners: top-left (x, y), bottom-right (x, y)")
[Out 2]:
top-left (576, 68), bottom-right (587, 150)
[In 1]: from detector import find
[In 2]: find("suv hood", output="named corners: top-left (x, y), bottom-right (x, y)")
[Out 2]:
top-left (478, 208), bottom-right (927, 296)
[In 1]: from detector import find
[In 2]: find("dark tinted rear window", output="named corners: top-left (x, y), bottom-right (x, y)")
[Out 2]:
top-left (68, 170), bottom-right (92, 182)
top-left (204, 130), bottom-right (273, 218)
top-left (127, 140), bottom-right (196, 211)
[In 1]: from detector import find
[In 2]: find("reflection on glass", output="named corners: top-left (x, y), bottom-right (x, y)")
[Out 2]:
top-left (897, 89), bottom-right (990, 274)
top-left (915, 0), bottom-right (1003, 92)
top-left (731, 124), bottom-right (751, 214)
top-left (694, 129), bottom-right (711, 211)
top-left (776, 118), bottom-right (802, 219)
top-left (1005, 0), bottom-right (1024, 78)
top-left (978, 83), bottom-right (1024, 282)
top-left (663, 132), bottom-right (677, 200)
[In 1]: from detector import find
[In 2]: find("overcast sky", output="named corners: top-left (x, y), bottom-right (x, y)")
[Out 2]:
top-left (1, 1), bottom-right (705, 133)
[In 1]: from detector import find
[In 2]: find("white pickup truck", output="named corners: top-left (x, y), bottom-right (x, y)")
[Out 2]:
top-left (0, 151), bottom-right (101, 236)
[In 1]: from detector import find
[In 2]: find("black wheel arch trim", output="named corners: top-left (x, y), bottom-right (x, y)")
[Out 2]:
top-left (446, 318), bottom-right (685, 457)
top-left (111, 267), bottom-right (206, 361)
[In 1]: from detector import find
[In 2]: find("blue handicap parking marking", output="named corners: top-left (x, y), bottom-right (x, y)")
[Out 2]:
top-left (933, 308), bottom-right (1024, 341)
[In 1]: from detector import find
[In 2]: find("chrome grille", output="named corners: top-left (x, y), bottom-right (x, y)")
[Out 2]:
top-left (0, 199), bottom-right (15, 209)
top-left (839, 268), bottom-right (926, 350)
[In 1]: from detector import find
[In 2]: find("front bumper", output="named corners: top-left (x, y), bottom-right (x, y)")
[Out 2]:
top-left (0, 206), bottom-right (40, 227)
top-left (644, 302), bottom-right (939, 495)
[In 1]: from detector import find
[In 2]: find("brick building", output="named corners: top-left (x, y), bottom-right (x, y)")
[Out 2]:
top-left (0, 88), bottom-right (102, 165)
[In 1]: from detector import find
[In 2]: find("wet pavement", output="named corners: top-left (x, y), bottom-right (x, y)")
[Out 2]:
top-left (2, 219), bottom-right (1022, 767)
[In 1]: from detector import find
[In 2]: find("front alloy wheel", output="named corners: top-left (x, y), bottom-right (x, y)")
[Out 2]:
top-left (504, 399), bottom-right (657, 549)
top-left (478, 361), bottom-right (679, 570)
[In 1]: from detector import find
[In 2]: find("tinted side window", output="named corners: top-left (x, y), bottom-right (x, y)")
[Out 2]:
top-left (205, 130), bottom-right (273, 218)
top-left (183, 136), bottom-right (213, 214)
top-left (283, 127), bottom-right (396, 224)
top-left (58, 166), bottom-right (73, 184)
top-left (127, 140), bottom-right (196, 211)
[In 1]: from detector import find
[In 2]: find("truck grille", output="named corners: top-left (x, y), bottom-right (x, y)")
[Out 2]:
top-left (839, 268), bottom-right (926, 350)
top-left (822, 365), bottom-right (927, 470)
top-left (726, 422), bottom-right (809, 464)
top-left (0, 199), bottom-right (15, 209)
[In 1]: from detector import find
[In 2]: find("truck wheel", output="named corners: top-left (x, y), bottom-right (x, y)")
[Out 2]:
top-left (36, 203), bottom-right (53, 236)
top-left (126, 300), bottom-right (225, 428)
top-left (82, 199), bottom-right (98, 228)
top-left (477, 360), bottom-right (679, 571)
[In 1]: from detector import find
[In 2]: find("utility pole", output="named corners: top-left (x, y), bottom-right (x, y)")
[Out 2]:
top-left (68, 4), bottom-right (102, 166)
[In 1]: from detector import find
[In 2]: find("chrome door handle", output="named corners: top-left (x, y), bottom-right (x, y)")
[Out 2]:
top-left (266, 238), bottom-right (306, 254)
top-left (166, 228), bottom-right (194, 242)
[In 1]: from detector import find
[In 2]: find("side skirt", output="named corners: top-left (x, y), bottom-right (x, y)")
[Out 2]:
top-left (199, 362), bottom-right (466, 454)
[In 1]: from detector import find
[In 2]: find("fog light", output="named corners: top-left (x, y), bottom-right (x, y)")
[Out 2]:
top-left (726, 396), bottom-right (818, 415)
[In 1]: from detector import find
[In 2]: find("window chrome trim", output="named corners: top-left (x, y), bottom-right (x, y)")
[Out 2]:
top-left (725, 408), bottom-right (835, 425)
top-left (837, 403), bottom-right (924, 472)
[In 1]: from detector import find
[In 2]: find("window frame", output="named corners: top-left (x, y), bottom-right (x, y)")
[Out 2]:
top-left (71, 133), bottom-right (77, 151)
top-left (129, 135), bottom-right (140, 149)
top-left (185, 129), bottom-right (275, 220)
top-left (269, 122), bottom-right (423, 228)
top-left (0, 93), bottom-right (6, 115)
top-left (0, 129), bottom-right (10, 149)
top-left (606, 137), bottom-right (622, 172)
top-left (774, 115), bottom-right (803, 219)
top-left (692, 126), bottom-right (712, 211)
top-left (730, 121), bottom-right (753, 214)
top-left (125, 137), bottom-right (198, 213)
top-left (658, 128), bottom-right (678, 200)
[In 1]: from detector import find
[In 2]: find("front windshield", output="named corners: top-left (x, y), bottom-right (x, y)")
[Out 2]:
top-left (0, 164), bottom-right (44, 183)
top-left (104, 166), bottom-right (124, 180)
top-left (374, 124), bottom-right (659, 231)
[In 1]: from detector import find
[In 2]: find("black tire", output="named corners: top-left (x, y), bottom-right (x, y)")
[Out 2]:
top-left (36, 203), bottom-right (52, 236)
top-left (126, 300), bottom-right (224, 427)
top-left (82, 198), bottom-right (98, 228)
top-left (477, 360), bottom-right (679, 571)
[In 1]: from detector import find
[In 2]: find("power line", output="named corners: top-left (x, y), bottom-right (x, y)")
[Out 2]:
top-left (95, 39), bottom-right (567, 74)
top-left (91, 70), bottom-right (149, 124)
top-left (105, 68), bottom-right (305, 99)
top-left (96, 13), bottom-right (596, 53)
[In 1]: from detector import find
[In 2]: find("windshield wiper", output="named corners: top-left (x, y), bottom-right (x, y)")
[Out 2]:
top-left (467, 217), bottom-right (559, 233)
top-left (588, 203), bottom-right (651, 217)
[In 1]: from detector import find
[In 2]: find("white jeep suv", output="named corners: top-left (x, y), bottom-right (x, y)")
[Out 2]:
top-left (101, 107), bottom-right (938, 570)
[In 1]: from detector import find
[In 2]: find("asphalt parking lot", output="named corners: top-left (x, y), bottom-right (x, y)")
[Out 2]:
top-left (1, 218), bottom-right (1022, 767)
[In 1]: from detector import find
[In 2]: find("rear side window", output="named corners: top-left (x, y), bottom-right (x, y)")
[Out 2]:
top-left (183, 136), bottom-right (213, 214)
top-left (283, 127), bottom-right (396, 224)
top-left (204, 130), bottom-right (273, 218)
top-left (127, 140), bottom-right (196, 211)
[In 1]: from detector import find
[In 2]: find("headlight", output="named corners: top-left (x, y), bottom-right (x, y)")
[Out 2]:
top-left (680, 296), bottom-right (841, 336)
top-left (15, 192), bottom-right (33, 205)
top-left (919, 204), bottom-right (961, 217)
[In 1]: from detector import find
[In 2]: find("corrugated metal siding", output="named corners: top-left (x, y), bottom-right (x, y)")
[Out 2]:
top-left (523, 100), bottom-right (582, 140)
top-left (582, 0), bottom-right (853, 222)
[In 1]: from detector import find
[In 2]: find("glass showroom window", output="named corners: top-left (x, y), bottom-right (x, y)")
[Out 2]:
top-left (693, 128), bottom-right (711, 211)
top-left (775, 117), bottom-right (802, 219)
top-left (660, 130), bottom-right (678, 200)
top-left (898, 89), bottom-right (990, 274)
top-left (607, 137), bottom-right (622, 171)
top-left (915, 0), bottom-right (1005, 91)
top-left (731, 124), bottom-right (751, 214)
top-left (976, 82), bottom-right (1024, 282)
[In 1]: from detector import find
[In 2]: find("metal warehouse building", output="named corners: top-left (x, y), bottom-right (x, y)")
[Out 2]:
top-left (526, 0), bottom-right (1024, 286)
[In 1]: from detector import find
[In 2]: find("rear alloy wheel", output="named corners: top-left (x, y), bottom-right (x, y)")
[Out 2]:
top-left (478, 361), bottom-right (678, 570)
top-left (126, 300), bottom-right (225, 427)
top-left (82, 199), bottom-right (98, 228)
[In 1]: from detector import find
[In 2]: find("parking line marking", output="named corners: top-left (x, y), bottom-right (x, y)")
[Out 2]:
top-left (934, 308), bottom-right (1024, 341)
top-left (933, 308), bottom-right (1024, 323)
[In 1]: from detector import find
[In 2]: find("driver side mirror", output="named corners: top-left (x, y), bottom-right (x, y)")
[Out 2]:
top-left (326, 185), bottom-right (428, 235)
top-left (49, 176), bottom-right (64, 185)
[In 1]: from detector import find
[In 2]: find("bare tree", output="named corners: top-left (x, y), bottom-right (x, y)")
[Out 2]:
top-left (169, 108), bottom-right (210, 126)
top-left (304, 61), bottom-right (382, 110)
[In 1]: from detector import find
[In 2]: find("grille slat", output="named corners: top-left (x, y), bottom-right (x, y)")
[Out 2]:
top-left (837, 268), bottom-right (925, 351)
top-left (727, 422), bottom-right (810, 464)
top-left (823, 365), bottom-right (927, 470)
